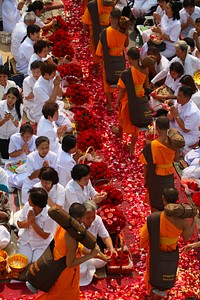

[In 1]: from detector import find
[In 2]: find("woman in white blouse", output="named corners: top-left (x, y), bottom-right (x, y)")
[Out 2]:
top-left (0, 87), bottom-right (23, 160)
top-left (34, 166), bottom-right (65, 208)
top-left (180, 74), bottom-right (200, 109)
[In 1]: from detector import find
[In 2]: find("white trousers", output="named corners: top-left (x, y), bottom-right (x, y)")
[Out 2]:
top-left (131, 0), bottom-right (157, 18)
top-left (17, 242), bottom-right (46, 264)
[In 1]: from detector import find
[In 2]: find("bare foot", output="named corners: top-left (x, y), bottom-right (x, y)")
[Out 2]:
top-left (111, 126), bottom-right (122, 138)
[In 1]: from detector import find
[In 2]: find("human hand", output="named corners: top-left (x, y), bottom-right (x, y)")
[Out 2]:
top-left (27, 210), bottom-right (35, 224)
top-left (73, 149), bottom-right (83, 162)
top-left (57, 125), bottom-right (68, 138)
top-left (52, 19), bottom-right (57, 26)
top-left (182, 243), bottom-right (195, 253)
top-left (22, 143), bottom-right (29, 154)
top-left (17, 0), bottom-right (25, 10)
top-left (93, 192), bottom-right (107, 203)
top-left (169, 106), bottom-right (178, 118)
top-left (149, 82), bottom-right (155, 90)
top-left (193, 31), bottom-right (198, 41)
top-left (43, 160), bottom-right (49, 167)
top-left (54, 75), bottom-right (61, 87)
top-left (187, 17), bottom-right (194, 25)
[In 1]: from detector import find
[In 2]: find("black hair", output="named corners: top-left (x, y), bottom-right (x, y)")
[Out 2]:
top-left (147, 46), bottom-right (160, 55)
top-left (33, 40), bottom-right (49, 54)
top-left (169, 62), bottom-right (184, 76)
top-left (28, 187), bottom-right (48, 208)
top-left (35, 136), bottom-right (49, 147)
top-left (183, 0), bottom-right (195, 7)
top-left (40, 61), bottom-right (57, 76)
top-left (27, 24), bottom-right (40, 38)
top-left (42, 102), bottom-right (59, 119)
top-left (20, 122), bottom-right (34, 136)
top-left (27, 0), bottom-right (44, 12)
top-left (6, 87), bottom-right (22, 120)
top-left (184, 37), bottom-right (195, 51)
top-left (69, 203), bottom-right (86, 219)
top-left (62, 134), bottom-right (77, 153)
top-left (39, 166), bottom-right (59, 185)
top-left (156, 115), bottom-right (169, 130)
top-left (30, 60), bottom-right (43, 70)
top-left (195, 17), bottom-right (200, 24)
top-left (180, 75), bottom-right (198, 93)
top-left (127, 47), bottom-right (140, 60)
top-left (71, 164), bottom-right (90, 181)
top-left (0, 65), bottom-right (10, 76)
top-left (168, 0), bottom-right (181, 20)
top-left (178, 85), bottom-right (194, 98)
top-left (110, 7), bottom-right (121, 19)
top-left (163, 186), bottom-right (179, 203)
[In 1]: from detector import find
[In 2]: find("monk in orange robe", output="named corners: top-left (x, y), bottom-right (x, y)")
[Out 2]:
top-left (35, 203), bottom-right (99, 300)
top-left (96, 8), bottom-right (129, 111)
top-left (112, 47), bottom-right (149, 154)
top-left (140, 116), bottom-right (178, 212)
top-left (140, 187), bottom-right (198, 299)
top-left (82, 0), bottom-right (114, 74)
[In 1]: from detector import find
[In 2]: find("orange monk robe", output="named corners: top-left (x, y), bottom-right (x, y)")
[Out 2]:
top-left (82, 0), bottom-right (88, 14)
top-left (35, 226), bottom-right (82, 300)
top-left (117, 66), bottom-right (146, 135)
top-left (96, 26), bottom-right (127, 93)
top-left (140, 211), bottom-right (182, 291)
top-left (140, 139), bottom-right (175, 206)
top-left (82, 0), bottom-right (112, 64)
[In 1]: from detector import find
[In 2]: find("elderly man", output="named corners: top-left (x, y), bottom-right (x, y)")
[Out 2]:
top-left (11, 12), bottom-right (36, 61)
top-left (151, 41), bottom-right (200, 87)
top-left (168, 86), bottom-right (200, 147)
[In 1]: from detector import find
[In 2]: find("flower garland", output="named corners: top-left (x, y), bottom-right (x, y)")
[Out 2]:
top-left (65, 83), bottom-right (90, 106)
top-left (73, 108), bottom-right (96, 131)
top-left (89, 161), bottom-right (109, 184)
top-left (192, 191), bottom-right (200, 207)
top-left (57, 63), bottom-right (83, 81)
top-left (96, 184), bottom-right (123, 206)
top-left (77, 128), bottom-right (102, 152)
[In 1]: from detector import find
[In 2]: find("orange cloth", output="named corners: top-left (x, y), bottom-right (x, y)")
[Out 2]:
top-left (118, 66), bottom-right (146, 135)
top-left (140, 139), bottom-right (175, 176)
top-left (35, 226), bottom-right (80, 300)
top-left (82, 0), bottom-right (88, 14)
top-left (82, 0), bottom-right (112, 63)
top-left (96, 26), bottom-right (127, 93)
top-left (140, 212), bottom-right (182, 290)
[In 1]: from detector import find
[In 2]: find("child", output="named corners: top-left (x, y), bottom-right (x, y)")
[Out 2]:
top-left (17, 187), bottom-right (56, 263)
top-left (23, 60), bottom-right (42, 122)
top-left (0, 65), bottom-right (17, 100)
top-left (21, 136), bottom-right (58, 204)
top-left (188, 17), bottom-right (200, 58)
top-left (0, 87), bottom-right (23, 160)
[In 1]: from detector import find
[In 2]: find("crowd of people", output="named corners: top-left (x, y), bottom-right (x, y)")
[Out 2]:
top-left (0, 0), bottom-right (200, 299)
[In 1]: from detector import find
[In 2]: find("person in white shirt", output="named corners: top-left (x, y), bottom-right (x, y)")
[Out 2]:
top-left (27, 39), bottom-right (51, 75)
top-left (11, 12), bottom-right (36, 61)
top-left (17, 187), bottom-right (56, 263)
top-left (131, 0), bottom-right (157, 19)
top-left (79, 200), bottom-right (117, 285)
top-left (16, 24), bottom-right (40, 77)
top-left (37, 102), bottom-right (68, 154)
top-left (23, 60), bottom-right (42, 122)
top-left (34, 166), bottom-right (65, 208)
top-left (180, 75), bottom-right (200, 109)
top-left (184, 146), bottom-right (200, 166)
top-left (65, 164), bottom-right (107, 212)
top-left (58, 135), bottom-right (77, 187)
top-left (30, 61), bottom-right (72, 129)
top-left (0, 167), bottom-right (8, 187)
top-left (0, 87), bottom-right (23, 160)
top-left (7, 123), bottom-right (37, 189)
top-left (0, 66), bottom-right (17, 101)
top-left (146, 46), bottom-right (169, 81)
top-left (2, 0), bottom-right (25, 33)
top-left (168, 86), bottom-right (200, 147)
top-left (21, 136), bottom-right (58, 204)
top-left (150, 40), bottom-right (200, 87)
top-left (188, 17), bottom-right (200, 58)
top-left (180, 0), bottom-right (200, 38)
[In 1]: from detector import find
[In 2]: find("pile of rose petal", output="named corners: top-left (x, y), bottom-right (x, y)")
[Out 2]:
top-left (1, 1), bottom-right (198, 299)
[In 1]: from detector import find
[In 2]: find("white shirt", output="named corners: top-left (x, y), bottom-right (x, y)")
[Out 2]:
top-left (2, 0), bottom-right (21, 32)
top-left (11, 21), bottom-right (27, 60)
top-left (8, 132), bottom-right (37, 161)
top-left (16, 37), bottom-right (34, 76)
top-left (86, 215), bottom-right (109, 239)
top-left (160, 14), bottom-right (181, 53)
top-left (191, 90), bottom-right (200, 110)
top-left (18, 202), bottom-right (55, 249)
top-left (22, 150), bottom-right (58, 192)
top-left (0, 80), bottom-right (17, 100)
top-left (0, 167), bottom-right (8, 187)
top-left (20, 13), bottom-right (44, 28)
top-left (188, 28), bottom-right (200, 47)
top-left (154, 55), bottom-right (169, 74)
top-left (170, 100), bottom-right (200, 146)
top-left (165, 73), bottom-right (182, 96)
top-left (0, 225), bottom-right (10, 249)
top-left (65, 180), bottom-right (97, 212)
top-left (151, 54), bottom-right (200, 84)
top-left (184, 147), bottom-right (200, 166)
top-left (23, 74), bottom-right (36, 110)
top-left (58, 150), bottom-right (76, 187)
top-left (180, 6), bottom-right (200, 38)
top-left (34, 182), bottom-right (65, 208)
top-left (0, 100), bottom-right (23, 139)
top-left (37, 117), bottom-right (61, 154)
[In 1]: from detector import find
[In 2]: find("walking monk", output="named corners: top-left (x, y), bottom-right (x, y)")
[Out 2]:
top-left (82, 0), bottom-right (114, 75)
top-left (140, 187), bottom-right (198, 300)
top-left (96, 8), bottom-right (129, 111)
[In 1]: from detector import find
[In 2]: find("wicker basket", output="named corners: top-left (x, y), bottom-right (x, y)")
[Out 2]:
top-left (0, 250), bottom-right (7, 271)
top-left (8, 254), bottom-right (28, 278)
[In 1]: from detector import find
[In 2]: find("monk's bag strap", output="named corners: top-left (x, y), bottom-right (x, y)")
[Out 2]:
top-left (26, 239), bottom-right (66, 292)
top-left (101, 29), bottom-right (126, 85)
top-left (147, 212), bottom-right (179, 291)
top-left (121, 69), bottom-right (152, 128)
